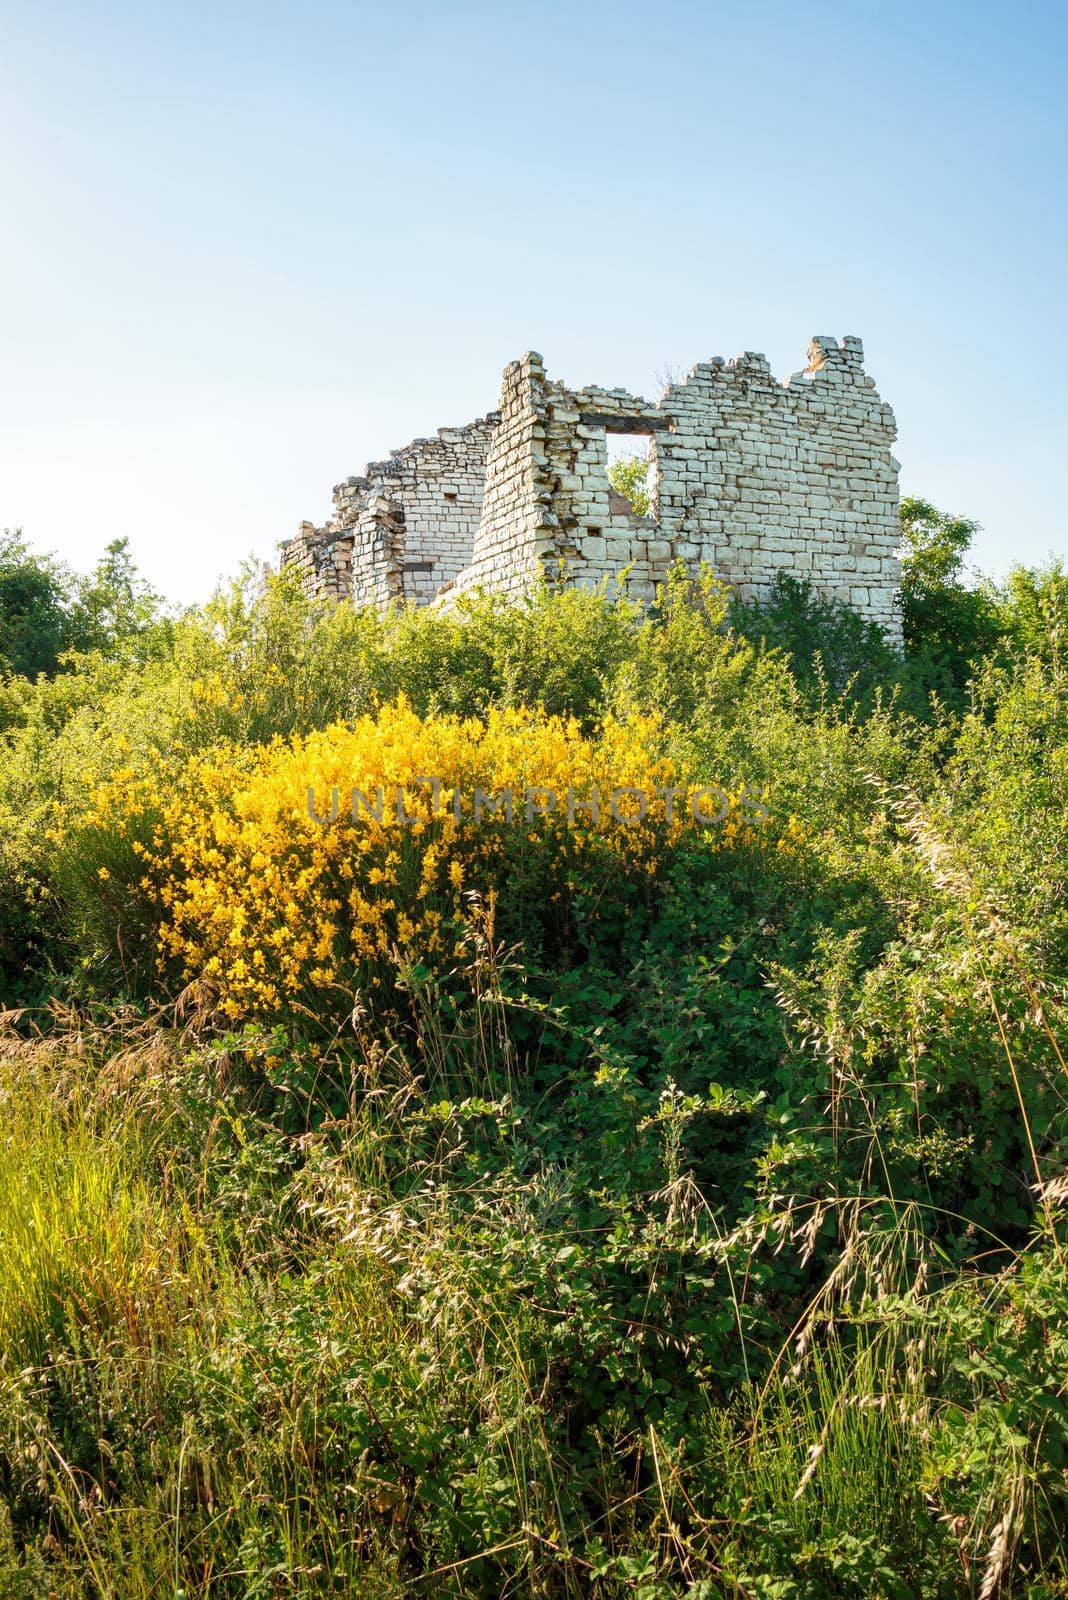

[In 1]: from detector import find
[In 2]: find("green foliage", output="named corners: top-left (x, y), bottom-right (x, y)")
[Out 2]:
top-left (0, 529), bottom-right (71, 679)
top-left (66, 537), bottom-right (168, 662)
top-left (0, 529), bottom-right (168, 695)
top-left (607, 451), bottom-right (651, 517)
top-left (997, 558), bottom-right (1068, 659)
top-left (730, 499), bottom-right (1067, 724)
top-left (899, 496), bottom-right (1005, 695)
top-left (2, 541), bottom-right (1068, 1595)
top-left (729, 571), bottom-right (904, 704)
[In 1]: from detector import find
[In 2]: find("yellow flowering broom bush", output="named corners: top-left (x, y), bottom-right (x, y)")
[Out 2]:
top-left (61, 698), bottom-right (774, 1021)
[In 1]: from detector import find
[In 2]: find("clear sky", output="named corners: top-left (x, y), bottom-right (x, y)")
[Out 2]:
top-left (2, 0), bottom-right (1066, 603)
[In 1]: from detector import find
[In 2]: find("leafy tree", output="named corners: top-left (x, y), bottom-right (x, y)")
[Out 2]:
top-left (0, 531), bottom-right (168, 683)
top-left (0, 528), bottom-right (72, 678)
top-left (606, 452), bottom-right (650, 517)
top-left (898, 496), bottom-right (1003, 687)
top-left (996, 558), bottom-right (1068, 658)
top-left (68, 537), bottom-right (167, 661)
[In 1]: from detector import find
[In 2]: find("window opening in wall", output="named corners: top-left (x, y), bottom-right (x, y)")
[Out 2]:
top-left (605, 434), bottom-right (653, 519)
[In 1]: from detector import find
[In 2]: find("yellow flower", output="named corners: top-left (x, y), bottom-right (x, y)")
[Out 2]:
top-left (75, 696), bottom-right (785, 1026)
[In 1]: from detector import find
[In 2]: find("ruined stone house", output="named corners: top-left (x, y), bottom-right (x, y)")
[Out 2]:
top-left (281, 335), bottom-right (903, 641)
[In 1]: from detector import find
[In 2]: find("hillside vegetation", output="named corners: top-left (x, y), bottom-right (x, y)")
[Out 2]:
top-left (0, 514), bottom-right (1066, 1598)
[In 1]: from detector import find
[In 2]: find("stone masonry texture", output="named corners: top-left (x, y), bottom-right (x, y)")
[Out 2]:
top-left (280, 336), bottom-right (902, 641)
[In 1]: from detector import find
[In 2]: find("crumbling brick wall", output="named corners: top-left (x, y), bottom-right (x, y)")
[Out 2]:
top-left (281, 414), bottom-right (499, 607)
top-left (457, 354), bottom-right (674, 602)
top-left (281, 336), bottom-right (902, 641)
top-left (653, 337), bottom-right (900, 631)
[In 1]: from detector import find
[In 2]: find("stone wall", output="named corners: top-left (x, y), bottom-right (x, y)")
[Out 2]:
top-left (281, 414), bottom-right (499, 607)
top-left (281, 336), bottom-right (902, 640)
top-left (653, 337), bottom-right (901, 631)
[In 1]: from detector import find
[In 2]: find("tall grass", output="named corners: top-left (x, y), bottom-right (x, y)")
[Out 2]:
top-left (0, 977), bottom-right (1064, 1596)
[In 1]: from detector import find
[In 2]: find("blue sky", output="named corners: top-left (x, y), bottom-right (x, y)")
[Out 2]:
top-left (3, 0), bottom-right (1066, 602)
